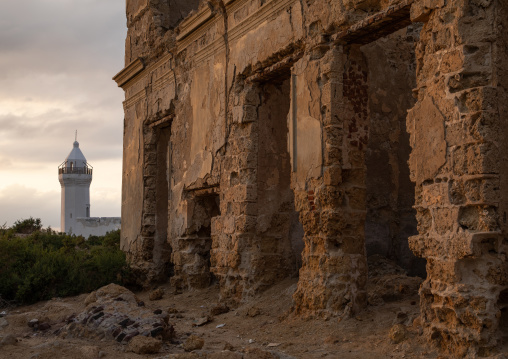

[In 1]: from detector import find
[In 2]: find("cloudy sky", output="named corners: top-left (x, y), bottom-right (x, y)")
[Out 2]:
top-left (0, 0), bottom-right (127, 230)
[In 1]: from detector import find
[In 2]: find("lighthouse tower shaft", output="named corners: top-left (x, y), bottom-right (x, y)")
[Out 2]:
top-left (58, 141), bottom-right (93, 234)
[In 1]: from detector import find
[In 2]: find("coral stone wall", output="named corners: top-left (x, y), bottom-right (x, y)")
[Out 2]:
top-left (115, 0), bottom-right (508, 355)
top-left (407, 0), bottom-right (508, 355)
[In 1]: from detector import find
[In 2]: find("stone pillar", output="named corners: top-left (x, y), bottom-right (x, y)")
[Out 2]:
top-left (408, 0), bottom-right (508, 355)
top-left (211, 78), bottom-right (298, 304)
top-left (293, 46), bottom-right (368, 317)
top-left (211, 82), bottom-right (261, 303)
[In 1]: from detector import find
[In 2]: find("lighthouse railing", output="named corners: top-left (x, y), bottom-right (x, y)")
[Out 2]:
top-left (58, 161), bottom-right (93, 175)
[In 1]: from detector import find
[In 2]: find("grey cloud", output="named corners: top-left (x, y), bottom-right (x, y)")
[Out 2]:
top-left (0, 0), bottom-right (126, 74)
top-left (0, 110), bottom-right (122, 164)
top-left (0, 185), bottom-right (60, 229)
top-left (0, 0), bottom-right (126, 226)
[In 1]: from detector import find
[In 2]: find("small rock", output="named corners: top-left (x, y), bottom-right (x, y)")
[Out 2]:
top-left (149, 289), bottom-right (164, 301)
top-left (79, 345), bottom-right (99, 358)
top-left (98, 351), bottom-right (107, 358)
top-left (193, 316), bottom-right (211, 327)
top-left (127, 335), bottom-right (162, 354)
top-left (1, 334), bottom-right (17, 346)
top-left (28, 319), bottom-right (39, 328)
top-left (137, 301), bottom-right (145, 307)
top-left (389, 324), bottom-right (407, 344)
top-left (0, 311), bottom-right (6, 317)
top-left (246, 306), bottom-right (260, 317)
top-left (0, 317), bottom-right (8, 329)
top-left (183, 335), bottom-right (205, 352)
top-left (248, 339), bottom-right (255, 344)
top-left (216, 323), bottom-right (225, 328)
top-left (267, 343), bottom-right (281, 347)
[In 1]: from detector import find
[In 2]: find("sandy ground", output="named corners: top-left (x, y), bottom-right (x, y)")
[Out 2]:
top-left (0, 270), bottom-right (443, 359)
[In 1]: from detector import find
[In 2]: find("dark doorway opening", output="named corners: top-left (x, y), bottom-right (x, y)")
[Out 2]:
top-left (256, 73), bottom-right (304, 282)
top-left (362, 25), bottom-right (426, 277)
top-left (185, 189), bottom-right (221, 288)
top-left (155, 125), bottom-right (173, 279)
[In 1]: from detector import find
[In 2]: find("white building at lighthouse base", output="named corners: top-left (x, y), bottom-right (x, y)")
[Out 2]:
top-left (74, 217), bottom-right (121, 238)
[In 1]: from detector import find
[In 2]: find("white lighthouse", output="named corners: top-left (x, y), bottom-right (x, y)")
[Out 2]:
top-left (58, 139), bottom-right (93, 234)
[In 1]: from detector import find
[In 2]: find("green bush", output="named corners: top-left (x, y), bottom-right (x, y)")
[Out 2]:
top-left (12, 217), bottom-right (42, 234)
top-left (0, 222), bottom-right (129, 305)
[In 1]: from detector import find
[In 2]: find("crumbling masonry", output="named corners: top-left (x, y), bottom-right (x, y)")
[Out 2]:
top-left (114, 0), bottom-right (508, 356)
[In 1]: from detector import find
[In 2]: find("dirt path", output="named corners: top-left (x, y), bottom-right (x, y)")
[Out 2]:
top-left (0, 271), bottom-right (441, 359)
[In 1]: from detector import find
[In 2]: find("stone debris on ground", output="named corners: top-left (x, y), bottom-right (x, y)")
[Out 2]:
top-left (56, 284), bottom-right (174, 344)
top-left (183, 335), bottom-right (205, 352)
top-left (193, 316), bottom-right (212, 327)
top-left (127, 335), bottom-right (163, 354)
top-left (0, 258), bottom-right (485, 358)
top-left (389, 324), bottom-right (408, 344)
top-left (150, 288), bottom-right (165, 301)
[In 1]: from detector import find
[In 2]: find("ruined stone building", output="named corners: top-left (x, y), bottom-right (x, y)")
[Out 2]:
top-left (113, 0), bottom-right (508, 356)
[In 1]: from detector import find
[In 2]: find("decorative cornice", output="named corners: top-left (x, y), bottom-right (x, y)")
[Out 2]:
top-left (333, 0), bottom-right (414, 45)
top-left (176, 0), bottom-right (296, 66)
top-left (228, 0), bottom-right (296, 44)
top-left (176, 5), bottom-right (214, 42)
top-left (113, 58), bottom-right (145, 88)
top-left (121, 53), bottom-right (175, 109)
top-left (153, 69), bottom-right (176, 93)
top-left (193, 39), bottom-right (227, 67)
top-left (123, 88), bottom-right (146, 110)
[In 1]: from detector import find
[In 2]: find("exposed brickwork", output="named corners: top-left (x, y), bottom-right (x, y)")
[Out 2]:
top-left (405, 1), bottom-right (508, 356)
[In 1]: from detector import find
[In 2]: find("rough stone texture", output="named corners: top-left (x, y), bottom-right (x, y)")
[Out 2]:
top-left (58, 284), bottom-right (174, 344)
top-left (406, 1), bottom-right (508, 356)
top-left (114, 0), bottom-right (508, 356)
top-left (150, 288), bottom-right (165, 301)
top-left (183, 335), bottom-right (205, 352)
top-left (127, 335), bottom-right (162, 354)
top-left (389, 324), bottom-right (408, 344)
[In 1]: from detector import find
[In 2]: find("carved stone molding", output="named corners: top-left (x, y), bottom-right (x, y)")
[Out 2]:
top-left (113, 58), bottom-right (145, 88)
